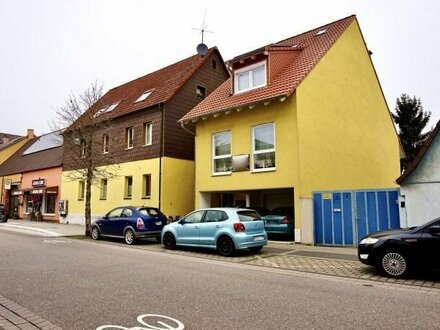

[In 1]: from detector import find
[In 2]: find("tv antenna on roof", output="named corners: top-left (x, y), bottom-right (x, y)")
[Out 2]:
top-left (193, 9), bottom-right (213, 56)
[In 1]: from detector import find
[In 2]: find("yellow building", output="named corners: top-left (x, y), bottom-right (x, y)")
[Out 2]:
top-left (0, 129), bottom-right (35, 207)
top-left (61, 49), bottom-right (229, 224)
top-left (180, 16), bottom-right (401, 245)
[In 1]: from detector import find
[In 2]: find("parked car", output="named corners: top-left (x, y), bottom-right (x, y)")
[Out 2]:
top-left (261, 206), bottom-right (294, 238)
top-left (0, 204), bottom-right (7, 223)
top-left (358, 217), bottom-right (440, 278)
top-left (161, 208), bottom-right (268, 256)
top-left (91, 206), bottom-right (167, 245)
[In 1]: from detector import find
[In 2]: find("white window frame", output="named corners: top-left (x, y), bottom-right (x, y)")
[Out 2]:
top-left (126, 127), bottom-right (134, 149)
top-left (143, 122), bottom-right (153, 146)
top-left (80, 140), bottom-right (86, 158)
top-left (125, 176), bottom-right (133, 199)
top-left (234, 60), bottom-right (267, 94)
top-left (142, 174), bottom-right (151, 198)
top-left (212, 131), bottom-right (232, 176)
top-left (134, 89), bottom-right (154, 103)
top-left (252, 123), bottom-right (276, 172)
top-left (100, 179), bottom-right (108, 200)
top-left (103, 134), bottom-right (109, 154)
top-left (78, 181), bottom-right (85, 200)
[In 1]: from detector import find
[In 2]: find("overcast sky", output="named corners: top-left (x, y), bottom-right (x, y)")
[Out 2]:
top-left (1, 0), bottom-right (439, 136)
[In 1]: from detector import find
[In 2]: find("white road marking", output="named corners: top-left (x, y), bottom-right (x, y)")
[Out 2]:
top-left (96, 314), bottom-right (185, 330)
top-left (0, 224), bottom-right (61, 236)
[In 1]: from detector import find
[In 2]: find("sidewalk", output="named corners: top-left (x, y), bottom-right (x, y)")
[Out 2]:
top-left (0, 219), bottom-right (85, 237)
top-left (0, 219), bottom-right (357, 258)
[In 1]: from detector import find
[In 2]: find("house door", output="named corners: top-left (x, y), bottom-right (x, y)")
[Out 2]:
top-left (313, 190), bottom-right (400, 246)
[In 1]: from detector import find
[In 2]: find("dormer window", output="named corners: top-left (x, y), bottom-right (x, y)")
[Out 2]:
top-left (234, 61), bottom-right (267, 94)
top-left (134, 89), bottom-right (154, 103)
top-left (93, 101), bottom-right (119, 117)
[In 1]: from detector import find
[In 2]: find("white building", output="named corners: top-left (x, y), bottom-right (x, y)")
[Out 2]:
top-left (397, 121), bottom-right (440, 227)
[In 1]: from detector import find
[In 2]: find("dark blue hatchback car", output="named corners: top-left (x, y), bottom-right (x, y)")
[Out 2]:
top-left (91, 206), bottom-right (167, 245)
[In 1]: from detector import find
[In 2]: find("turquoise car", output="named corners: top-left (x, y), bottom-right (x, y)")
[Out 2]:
top-left (161, 208), bottom-right (268, 256)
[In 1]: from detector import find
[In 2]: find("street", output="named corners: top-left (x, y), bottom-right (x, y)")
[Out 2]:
top-left (1, 230), bottom-right (440, 330)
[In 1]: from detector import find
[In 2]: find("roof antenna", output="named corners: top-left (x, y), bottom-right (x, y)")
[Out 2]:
top-left (193, 9), bottom-right (213, 56)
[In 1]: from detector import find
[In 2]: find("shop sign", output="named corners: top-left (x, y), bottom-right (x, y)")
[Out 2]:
top-left (4, 179), bottom-right (12, 190)
top-left (11, 190), bottom-right (23, 196)
top-left (31, 189), bottom-right (44, 195)
top-left (32, 179), bottom-right (46, 187)
top-left (45, 187), bottom-right (58, 194)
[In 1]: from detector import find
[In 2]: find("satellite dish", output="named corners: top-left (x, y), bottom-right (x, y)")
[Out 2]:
top-left (196, 43), bottom-right (208, 56)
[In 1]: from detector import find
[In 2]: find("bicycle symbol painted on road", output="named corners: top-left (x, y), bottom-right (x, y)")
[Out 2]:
top-left (96, 314), bottom-right (184, 330)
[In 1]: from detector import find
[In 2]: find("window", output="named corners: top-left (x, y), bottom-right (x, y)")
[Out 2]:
top-left (122, 208), bottom-right (133, 217)
top-left (80, 140), bottom-right (86, 158)
top-left (134, 89), bottom-right (154, 103)
top-left (204, 210), bottom-right (228, 222)
top-left (183, 210), bottom-right (204, 224)
top-left (107, 207), bottom-right (123, 218)
top-left (93, 102), bottom-right (120, 117)
top-left (234, 61), bottom-right (267, 94)
top-left (103, 134), bottom-right (109, 154)
top-left (143, 122), bottom-right (152, 146)
top-left (44, 194), bottom-right (56, 214)
top-left (78, 181), bottom-right (85, 200)
top-left (125, 127), bottom-right (134, 149)
top-left (252, 123), bottom-right (276, 171)
top-left (125, 176), bottom-right (133, 198)
top-left (142, 174), bottom-right (151, 198)
top-left (196, 85), bottom-right (206, 99)
top-left (100, 179), bottom-right (108, 200)
top-left (212, 59), bottom-right (217, 69)
top-left (212, 131), bottom-right (232, 174)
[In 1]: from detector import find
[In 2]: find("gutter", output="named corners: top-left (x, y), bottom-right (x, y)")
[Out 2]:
top-left (180, 121), bottom-right (195, 136)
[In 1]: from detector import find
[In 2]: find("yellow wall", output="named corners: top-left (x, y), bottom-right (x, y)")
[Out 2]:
top-left (195, 94), bottom-right (299, 203)
top-left (161, 157), bottom-right (195, 217)
top-left (62, 158), bottom-right (160, 218)
top-left (61, 157), bottom-right (195, 220)
top-left (296, 20), bottom-right (401, 197)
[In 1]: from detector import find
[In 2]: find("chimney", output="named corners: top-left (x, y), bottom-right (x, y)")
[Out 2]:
top-left (27, 129), bottom-right (35, 138)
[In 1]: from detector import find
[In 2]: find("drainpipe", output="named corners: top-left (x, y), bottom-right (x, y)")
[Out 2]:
top-left (159, 103), bottom-right (165, 210)
top-left (180, 121), bottom-right (195, 136)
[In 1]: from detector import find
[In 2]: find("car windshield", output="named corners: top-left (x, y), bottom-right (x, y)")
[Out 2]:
top-left (138, 208), bottom-right (160, 216)
top-left (237, 210), bottom-right (261, 221)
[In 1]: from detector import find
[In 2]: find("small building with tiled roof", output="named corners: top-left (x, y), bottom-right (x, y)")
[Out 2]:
top-left (62, 48), bottom-right (229, 225)
top-left (180, 15), bottom-right (402, 245)
top-left (396, 120), bottom-right (440, 227)
top-left (0, 131), bottom-right (63, 221)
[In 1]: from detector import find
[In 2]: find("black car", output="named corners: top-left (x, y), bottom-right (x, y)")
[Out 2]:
top-left (0, 204), bottom-right (7, 223)
top-left (358, 217), bottom-right (440, 278)
top-left (91, 206), bottom-right (167, 245)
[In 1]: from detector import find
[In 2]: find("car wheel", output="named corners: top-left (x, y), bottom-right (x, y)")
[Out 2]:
top-left (379, 251), bottom-right (409, 278)
top-left (124, 229), bottom-right (135, 245)
top-left (217, 236), bottom-right (235, 257)
top-left (163, 232), bottom-right (176, 249)
top-left (91, 226), bottom-right (100, 240)
top-left (249, 246), bottom-right (263, 253)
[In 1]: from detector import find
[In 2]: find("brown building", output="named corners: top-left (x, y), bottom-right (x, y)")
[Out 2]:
top-left (62, 48), bottom-right (230, 224)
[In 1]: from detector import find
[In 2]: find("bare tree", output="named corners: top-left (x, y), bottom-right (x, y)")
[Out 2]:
top-left (51, 82), bottom-right (119, 236)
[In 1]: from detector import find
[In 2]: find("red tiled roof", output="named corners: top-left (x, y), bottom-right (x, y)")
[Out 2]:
top-left (396, 120), bottom-right (440, 184)
top-left (180, 15), bottom-right (356, 122)
top-left (74, 48), bottom-right (223, 126)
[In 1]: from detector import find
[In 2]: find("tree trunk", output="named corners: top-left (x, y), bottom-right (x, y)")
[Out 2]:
top-left (84, 170), bottom-right (93, 236)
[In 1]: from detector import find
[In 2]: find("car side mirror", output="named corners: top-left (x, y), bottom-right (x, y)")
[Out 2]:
top-left (179, 219), bottom-right (185, 225)
top-left (427, 225), bottom-right (440, 236)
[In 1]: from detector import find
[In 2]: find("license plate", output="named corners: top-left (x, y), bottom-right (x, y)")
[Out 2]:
top-left (155, 221), bottom-right (162, 225)
top-left (254, 235), bottom-right (264, 241)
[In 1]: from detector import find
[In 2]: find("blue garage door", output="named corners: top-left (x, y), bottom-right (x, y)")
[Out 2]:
top-left (313, 190), bottom-right (400, 246)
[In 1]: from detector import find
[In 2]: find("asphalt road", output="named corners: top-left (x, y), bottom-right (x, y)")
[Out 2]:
top-left (1, 231), bottom-right (440, 330)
